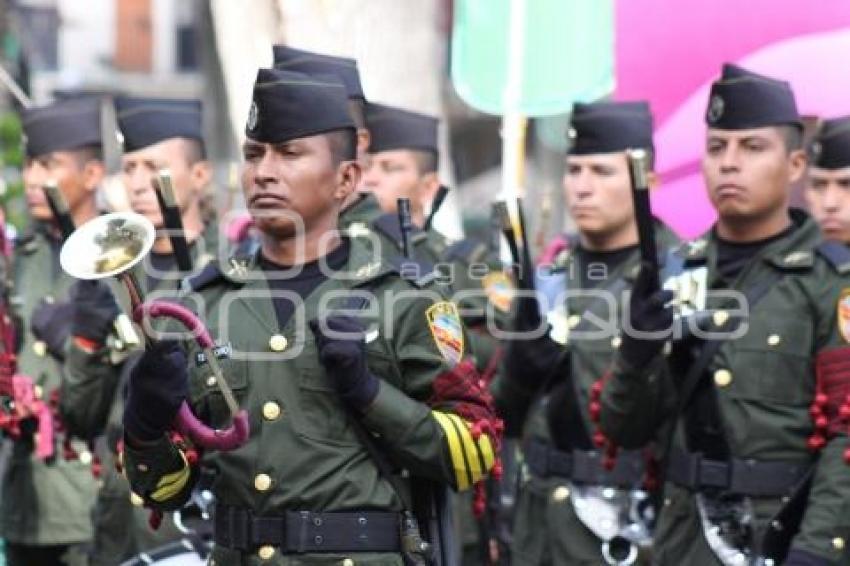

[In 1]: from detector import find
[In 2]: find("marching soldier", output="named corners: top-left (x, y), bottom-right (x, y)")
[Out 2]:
top-left (6, 97), bottom-right (121, 566)
top-left (120, 68), bottom-right (501, 565)
top-left (805, 116), bottom-right (850, 245)
top-left (600, 63), bottom-right (850, 565)
top-left (493, 100), bottom-right (677, 565)
top-left (61, 96), bottom-right (218, 564)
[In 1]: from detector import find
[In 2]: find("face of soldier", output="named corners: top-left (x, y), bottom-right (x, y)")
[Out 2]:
top-left (362, 149), bottom-right (439, 227)
top-left (563, 152), bottom-right (638, 248)
top-left (703, 127), bottom-right (805, 223)
top-left (121, 138), bottom-right (209, 229)
top-left (241, 132), bottom-right (360, 240)
top-left (23, 150), bottom-right (103, 222)
top-left (805, 167), bottom-right (850, 243)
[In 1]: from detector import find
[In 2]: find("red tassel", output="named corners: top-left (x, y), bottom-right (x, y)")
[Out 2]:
top-left (148, 510), bottom-right (163, 531)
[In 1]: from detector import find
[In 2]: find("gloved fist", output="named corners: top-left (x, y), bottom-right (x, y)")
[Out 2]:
top-left (309, 315), bottom-right (379, 412)
top-left (618, 262), bottom-right (674, 369)
top-left (69, 280), bottom-right (121, 344)
top-left (124, 340), bottom-right (188, 442)
top-left (30, 300), bottom-right (74, 360)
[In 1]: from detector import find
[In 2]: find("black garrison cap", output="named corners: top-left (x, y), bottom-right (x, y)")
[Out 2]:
top-left (567, 100), bottom-right (654, 155)
top-left (22, 96), bottom-right (102, 158)
top-left (245, 68), bottom-right (355, 144)
top-left (116, 97), bottom-right (204, 153)
top-left (811, 116), bottom-right (850, 170)
top-left (272, 45), bottom-right (365, 100)
top-left (365, 102), bottom-right (439, 156)
top-left (705, 63), bottom-right (801, 130)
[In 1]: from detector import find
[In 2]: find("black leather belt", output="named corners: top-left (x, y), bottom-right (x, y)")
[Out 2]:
top-left (523, 439), bottom-right (646, 488)
top-left (667, 449), bottom-right (810, 497)
top-left (214, 505), bottom-right (402, 553)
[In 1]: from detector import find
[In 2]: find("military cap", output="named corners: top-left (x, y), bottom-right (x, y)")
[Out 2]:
top-left (245, 68), bottom-right (355, 144)
top-left (365, 102), bottom-right (438, 156)
top-left (22, 96), bottom-right (102, 158)
top-left (116, 96), bottom-right (204, 153)
top-left (705, 63), bottom-right (801, 130)
top-left (811, 116), bottom-right (850, 170)
top-left (568, 100), bottom-right (654, 155)
top-left (272, 45), bottom-right (365, 100)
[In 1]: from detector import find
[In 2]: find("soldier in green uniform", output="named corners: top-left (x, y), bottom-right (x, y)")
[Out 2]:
top-left (60, 96), bottom-right (219, 564)
top-left (493, 101), bottom-right (677, 565)
top-left (805, 116), bottom-right (850, 245)
top-left (120, 68), bottom-right (501, 565)
top-left (600, 63), bottom-right (850, 565)
top-left (7, 97), bottom-right (122, 565)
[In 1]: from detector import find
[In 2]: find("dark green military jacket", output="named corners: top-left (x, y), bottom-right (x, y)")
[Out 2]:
top-left (61, 221), bottom-right (219, 563)
top-left (123, 236), bottom-right (498, 564)
top-left (601, 210), bottom-right (850, 564)
top-left (1, 226), bottom-right (110, 545)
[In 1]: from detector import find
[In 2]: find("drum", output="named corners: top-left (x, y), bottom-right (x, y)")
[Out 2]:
top-left (120, 538), bottom-right (212, 565)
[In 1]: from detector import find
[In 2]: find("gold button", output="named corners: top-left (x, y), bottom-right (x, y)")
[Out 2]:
top-left (262, 401), bottom-right (281, 421)
top-left (712, 310), bottom-right (729, 327)
top-left (206, 375), bottom-right (217, 387)
top-left (767, 334), bottom-right (781, 346)
top-left (33, 385), bottom-right (43, 400)
top-left (567, 315), bottom-right (581, 329)
top-left (714, 369), bottom-right (732, 387)
top-left (552, 485), bottom-right (570, 502)
top-left (258, 545), bottom-right (275, 560)
top-left (129, 493), bottom-right (144, 506)
top-left (79, 450), bottom-right (92, 465)
top-left (254, 473), bottom-right (272, 492)
top-left (342, 560), bottom-right (355, 566)
top-left (611, 336), bottom-right (621, 349)
top-left (269, 334), bottom-right (288, 352)
top-left (833, 537), bottom-right (845, 551)
top-left (33, 341), bottom-right (47, 357)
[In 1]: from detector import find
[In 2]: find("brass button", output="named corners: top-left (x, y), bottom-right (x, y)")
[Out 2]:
top-left (833, 537), bottom-right (845, 551)
top-left (79, 450), bottom-right (92, 465)
top-left (33, 340), bottom-right (47, 357)
top-left (611, 336), bottom-right (621, 349)
top-left (262, 401), bottom-right (281, 421)
top-left (552, 485), bottom-right (570, 502)
top-left (269, 334), bottom-right (288, 352)
top-left (567, 315), bottom-right (581, 329)
top-left (258, 545), bottom-right (275, 560)
top-left (712, 310), bottom-right (729, 327)
top-left (206, 375), bottom-right (217, 387)
top-left (713, 369), bottom-right (732, 387)
top-left (130, 493), bottom-right (144, 507)
top-left (342, 560), bottom-right (355, 566)
top-left (767, 334), bottom-right (781, 346)
top-left (254, 473), bottom-right (272, 492)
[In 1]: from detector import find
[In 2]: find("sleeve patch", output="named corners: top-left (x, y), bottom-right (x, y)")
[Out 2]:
top-left (427, 301), bottom-right (465, 365)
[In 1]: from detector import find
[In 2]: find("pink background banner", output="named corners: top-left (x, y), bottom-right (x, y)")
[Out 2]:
top-left (615, 1), bottom-right (850, 238)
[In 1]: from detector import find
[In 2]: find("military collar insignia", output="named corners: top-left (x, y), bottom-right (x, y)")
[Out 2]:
top-left (782, 251), bottom-right (812, 265)
top-left (345, 222), bottom-right (371, 238)
top-left (686, 239), bottom-right (708, 257)
top-left (225, 256), bottom-right (250, 280)
top-left (481, 271), bottom-right (514, 313)
top-left (354, 261), bottom-right (382, 279)
top-left (426, 301), bottom-right (464, 366)
top-left (707, 95), bottom-right (725, 124)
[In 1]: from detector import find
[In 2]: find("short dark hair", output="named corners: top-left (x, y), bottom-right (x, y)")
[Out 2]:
top-left (412, 149), bottom-right (439, 175)
top-left (327, 128), bottom-right (357, 165)
top-left (778, 124), bottom-right (803, 152)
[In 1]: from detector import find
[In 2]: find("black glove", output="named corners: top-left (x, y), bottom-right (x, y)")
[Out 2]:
top-left (124, 340), bottom-right (188, 442)
top-left (69, 280), bottom-right (121, 344)
top-left (784, 548), bottom-right (832, 566)
top-left (30, 299), bottom-right (74, 360)
top-left (504, 283), bottom-right (564, 393)
top-left (309, 315), bottom-right (379, 412)
top-left (618, 262), bottom-right (674, 369)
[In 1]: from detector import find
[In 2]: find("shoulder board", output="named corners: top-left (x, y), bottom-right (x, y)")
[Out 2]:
top-left (370, 213), bottom-right (406, 248)
top-left (385, 255), bottom-right (440, 288)
top-left (181, 261), bottom-right (226, 292)
top-left (816, 241), bottom-right (850, 274)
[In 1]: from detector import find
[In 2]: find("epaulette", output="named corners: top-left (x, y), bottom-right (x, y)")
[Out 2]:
top-left (816, 241), bottom-right (850, 274)
top-left (385, 255), bottom-right (440, 288)
top-left (371, 213), bottom-right (427, 249)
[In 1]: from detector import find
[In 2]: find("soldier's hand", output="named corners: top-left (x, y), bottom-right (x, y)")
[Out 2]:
top-left (124, 340), bottom-right (188, 442)
top-left (69, 280), bottom-right (121, 345)
top-left (309, 315), bottom-right (379, 412)
top-left (30, 299), bottom-right (74, 360)
top-left (619, 262), bottom-right (673, 370)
